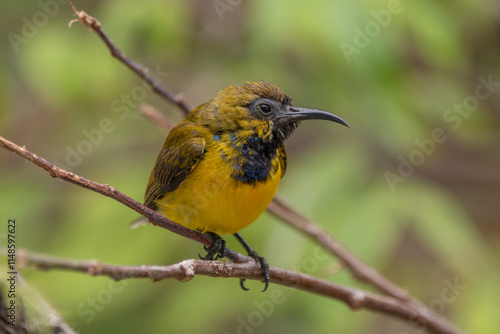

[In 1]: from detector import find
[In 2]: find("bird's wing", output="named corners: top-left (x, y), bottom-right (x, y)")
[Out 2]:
top-left (278, 143), bottom-right (287, 178)
top-left (144, 126), bottom-right (206, 210)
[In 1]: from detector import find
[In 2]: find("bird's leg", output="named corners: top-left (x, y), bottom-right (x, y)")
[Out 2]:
top-left (233, 233), bottom-right (270, 292)
top-left (199, 232), bottom-right (226, 261)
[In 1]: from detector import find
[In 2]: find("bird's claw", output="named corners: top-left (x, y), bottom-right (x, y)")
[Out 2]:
top-left (199, 232), bottom-right (226, 261)
top-left (239, 278), bottom-right (250, 291)
top-left (240, 251), bottom-right (270, 292)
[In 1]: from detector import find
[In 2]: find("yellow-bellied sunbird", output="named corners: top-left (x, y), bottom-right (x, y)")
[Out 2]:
top-left (144, 81), bottom-right (349, 291)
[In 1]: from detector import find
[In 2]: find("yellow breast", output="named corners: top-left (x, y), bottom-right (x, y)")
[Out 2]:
top-left (154, 146), bottom-right (281, 235)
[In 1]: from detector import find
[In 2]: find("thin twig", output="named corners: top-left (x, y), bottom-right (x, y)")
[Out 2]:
top-left (267, 197), bottom-right (410, 300)
top-left (69, 3), bottom-right (192, 115)
top-left (139, 103), bottom-right (176, 132)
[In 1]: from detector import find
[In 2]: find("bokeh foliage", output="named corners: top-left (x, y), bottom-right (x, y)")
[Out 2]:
top-left (1, 0), bottom-right (500, 333)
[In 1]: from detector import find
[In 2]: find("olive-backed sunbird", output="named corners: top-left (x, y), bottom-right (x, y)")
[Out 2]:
top-left (144, 81), bottom-right (349, 290)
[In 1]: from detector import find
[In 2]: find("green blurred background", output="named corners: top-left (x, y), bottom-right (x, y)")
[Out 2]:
top-left (1, 0), bottom-right (500, 333)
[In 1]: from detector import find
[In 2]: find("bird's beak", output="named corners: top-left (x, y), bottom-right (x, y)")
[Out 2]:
top-left (274, 106), bottom-right (350, 128)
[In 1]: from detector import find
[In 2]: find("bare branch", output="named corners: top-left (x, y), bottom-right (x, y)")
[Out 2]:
top-left (268, 196), bottom-right (410, 300)
top-left (139, 103), bottom-right (176, 132)
top-left (11, 249), bottom-right (460, 334)
top-left (69, 2), bottom-right (192, 115)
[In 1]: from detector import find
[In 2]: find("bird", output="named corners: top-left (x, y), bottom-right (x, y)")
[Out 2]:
top-left (143, 81), bottom-right (349, 291)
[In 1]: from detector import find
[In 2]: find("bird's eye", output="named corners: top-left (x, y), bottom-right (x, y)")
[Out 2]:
top-left (257, 103), bottom-right (272, 115)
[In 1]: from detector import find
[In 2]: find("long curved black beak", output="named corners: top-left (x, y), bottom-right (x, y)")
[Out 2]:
top-left (274, 106), bottom-right (350, 128)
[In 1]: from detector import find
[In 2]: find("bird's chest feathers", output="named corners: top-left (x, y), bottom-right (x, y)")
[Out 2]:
top-left (213, 131), bottom-right (280, 184)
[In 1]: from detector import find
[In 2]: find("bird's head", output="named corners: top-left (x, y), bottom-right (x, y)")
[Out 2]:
top-left (188, 81), bottom-right (349, 143)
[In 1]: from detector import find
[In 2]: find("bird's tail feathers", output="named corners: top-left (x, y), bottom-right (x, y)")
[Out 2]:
top-left (129, 216), bottom-right (149, 229)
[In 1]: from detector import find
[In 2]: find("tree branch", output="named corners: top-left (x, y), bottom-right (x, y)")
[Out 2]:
top-left (69, 3), bottom-right (191, 115)
top-left (139, 103), bottom-right (176, 132)
top-left (0, 135), bottom-right (239, 261)
top-left (267, 197), bottom-right (410, 300)
top-left (11, 249), bottom-right (458, 334)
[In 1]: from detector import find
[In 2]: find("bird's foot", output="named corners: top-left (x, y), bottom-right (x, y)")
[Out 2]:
top-left (240, 250), bottom-right (270, 292)
top-left (233, 232), bottom-right (270, 292)
top-left (199, 232), bottom-right (226, 261)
